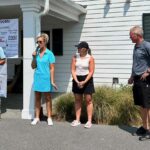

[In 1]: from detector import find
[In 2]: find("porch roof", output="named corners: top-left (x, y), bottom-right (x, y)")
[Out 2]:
top-left (0, 0), bottom-right (87, 22)
top-left (41, 0), bottom-right (87, 22)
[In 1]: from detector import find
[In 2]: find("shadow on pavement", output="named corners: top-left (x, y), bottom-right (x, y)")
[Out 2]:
top-left (119, 125), bottom-right (138, 135)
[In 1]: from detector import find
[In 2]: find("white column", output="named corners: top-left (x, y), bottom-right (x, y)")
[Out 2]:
top-left (21, 3), bottom-right (41, 119)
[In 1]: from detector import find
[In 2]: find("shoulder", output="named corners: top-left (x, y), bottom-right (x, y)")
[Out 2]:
top-left (46, 49), bottom-right (55, 56)
top-left (72, 53), bottom-right (79, 59)
top-left (0, 47), bottom-right (3, 52)
top-left (89, 54), bottom-right (94, 60)
top-left (143, 41), bottom-right (150, 49)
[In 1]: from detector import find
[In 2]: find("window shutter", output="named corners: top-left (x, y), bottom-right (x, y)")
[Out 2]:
top-left (52, 29), bottom-right (63, 56)
top-left (143, 14), bottom-right (150, 42)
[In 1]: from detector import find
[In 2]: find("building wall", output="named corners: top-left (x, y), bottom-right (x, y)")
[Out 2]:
top-left (41, 0), bottom-right (150, 92)
top-left (68, 0), bottom-right (150, 87)
top-left (2, 0), bottom-right (150, 92)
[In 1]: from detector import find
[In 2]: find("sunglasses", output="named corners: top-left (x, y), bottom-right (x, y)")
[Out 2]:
top-left (36, 41), bottom-right (43, 44)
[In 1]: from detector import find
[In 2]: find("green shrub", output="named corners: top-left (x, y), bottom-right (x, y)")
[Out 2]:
top-left (53, 85), bottom-right (141, 125)
top-left (112, 85), bottom-right (141, 125)
top-left (53, 93), bottom-right (75, 121)
top-left (53, 93), bottom-right (87, 122)
top-left (93, 86), bottom-right (118, 124)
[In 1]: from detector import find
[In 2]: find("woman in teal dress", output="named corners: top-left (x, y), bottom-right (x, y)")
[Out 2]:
top-left (31, 33), bottom-right (57, 126)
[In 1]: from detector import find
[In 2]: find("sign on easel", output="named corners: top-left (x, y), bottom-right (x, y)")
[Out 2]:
top-left (0, 63), bottom-right (7, 119)
top-left (0, 63), bottom-right (7, 98)
top-left (0, 19), bottom-right (18, 58)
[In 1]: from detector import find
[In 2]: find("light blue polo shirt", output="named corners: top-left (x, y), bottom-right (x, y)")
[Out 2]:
top-left (0, 47), bottom-right (6, 59)
top-left (33, 48), bottom-right (55, 92)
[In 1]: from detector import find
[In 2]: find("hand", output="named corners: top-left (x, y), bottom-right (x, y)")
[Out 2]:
top-left (52, 82), bottom-right (58, 90)
top-left (32, 51), bottom-right (37, 57)
top-left (128, 77), bottom-right (133, 84)
top-left (78, 81), bottom-right (86, 89)
top-left (140, 72), bottom-right (149, 81)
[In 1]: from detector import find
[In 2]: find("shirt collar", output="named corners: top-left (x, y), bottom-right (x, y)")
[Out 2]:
top-left (135, 40), bottom-right (145, 48)
top-left (38, 48), bottom-right (48, 54)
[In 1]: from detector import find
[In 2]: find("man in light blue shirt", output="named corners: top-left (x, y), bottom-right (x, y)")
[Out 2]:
top-left (0, 47), bottom-right (6, 65)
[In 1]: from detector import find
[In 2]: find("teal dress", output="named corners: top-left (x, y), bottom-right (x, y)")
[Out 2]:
top-left (33, 48), bottom-right (55, 92)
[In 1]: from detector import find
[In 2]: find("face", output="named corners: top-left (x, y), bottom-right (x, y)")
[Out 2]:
top-left (78, 48), bottom-right (87, 54)
top-left (36, 37), bottom-right (46, 49)
top-left (130, 31), bottom-right (138, 43)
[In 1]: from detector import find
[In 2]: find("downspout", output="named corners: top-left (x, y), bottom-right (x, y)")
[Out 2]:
top-left (36, 0), bottom-right (50, 36)
top-left (39, 0), bottom-right (50, 16)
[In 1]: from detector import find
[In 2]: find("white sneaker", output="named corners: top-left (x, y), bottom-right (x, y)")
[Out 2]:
top-left (31, 118), bottom-right (40, 125)
top-left (71, 120), bottom-right (81, 127)
top-left (84, 121), bottom-right (92, 129)
top-left (47, 118), bottom-right (53, 126)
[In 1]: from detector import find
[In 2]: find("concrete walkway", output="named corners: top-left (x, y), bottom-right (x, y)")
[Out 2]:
top-left (0, 119), bottom-right (150, 150)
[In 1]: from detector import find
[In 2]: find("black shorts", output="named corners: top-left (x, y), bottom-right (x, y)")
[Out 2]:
top-left (133, 75), bottom-right (150, 108)
top-left (72, 75), bottom-right (95, 94)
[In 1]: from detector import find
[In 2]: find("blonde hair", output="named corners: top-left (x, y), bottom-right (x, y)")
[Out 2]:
top-left (37, 33), bottom-right (49, 44)
top-left (130, 26), bottom-right (143, 37)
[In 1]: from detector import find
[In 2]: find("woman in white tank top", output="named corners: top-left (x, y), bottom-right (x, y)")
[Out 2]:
top-left (71, 41), bottom-right (95, 128)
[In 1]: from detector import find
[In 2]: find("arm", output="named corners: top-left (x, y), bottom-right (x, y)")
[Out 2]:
top-left (128, 67), bottom-right (134, 84)
top-left (80, 56), bottom-right (95, 86)
top-left (0, 59), bottom-right (5, 65)
top-left (0, 47), bottom-right (6, 65)
top-left (71, 56), bottom-right (79, 83)
top-left (140, 43), bottom-right (150, 80)
top-left (31, 51), bottom-right (37, 69)
top-left (50, 63), bottom-right (57, 90)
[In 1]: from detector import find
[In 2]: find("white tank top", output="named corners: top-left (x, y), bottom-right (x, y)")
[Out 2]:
top-left (75, 53), bottom-right (91, 76)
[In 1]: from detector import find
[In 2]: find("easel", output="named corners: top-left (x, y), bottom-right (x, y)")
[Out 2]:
top-left (0, 98), bottom-right (1, 119)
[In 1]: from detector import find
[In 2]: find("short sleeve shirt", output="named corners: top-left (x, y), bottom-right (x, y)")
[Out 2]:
top-left (0, 47), bottom-right (6, 59)
top-left (132, 41), bottom-right (150, 76)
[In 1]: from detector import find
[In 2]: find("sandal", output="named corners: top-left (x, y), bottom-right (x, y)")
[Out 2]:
top-left (84, 121), bottom-right (92, 128)
top-left (71, 120), bottom-right (81, 127)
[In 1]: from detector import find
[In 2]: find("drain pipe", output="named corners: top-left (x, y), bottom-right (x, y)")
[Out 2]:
top-left (39, 0), bottom-right (50, 16)
top-left (36, 0), bottom-right (50, 36)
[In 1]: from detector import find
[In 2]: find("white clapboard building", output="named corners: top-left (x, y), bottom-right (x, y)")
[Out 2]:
top-left (0, 0), bottom-right (150, 119)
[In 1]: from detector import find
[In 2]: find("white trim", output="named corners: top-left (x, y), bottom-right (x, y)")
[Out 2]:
top-left (22, 109), bottom-right (34, 119)
top-left (0, 0), bottom-right (20, 6)
top-left (41, 0), bottom-right (87, 22)
top-left (0, 0), bottom-right (86, 22)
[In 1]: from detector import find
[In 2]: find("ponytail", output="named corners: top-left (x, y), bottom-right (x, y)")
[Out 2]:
top-left (88, 48), bottom-right (92, 55)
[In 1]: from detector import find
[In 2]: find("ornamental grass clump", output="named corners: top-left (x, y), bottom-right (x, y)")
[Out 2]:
top-left (92, 86), bottom-right (118, 124)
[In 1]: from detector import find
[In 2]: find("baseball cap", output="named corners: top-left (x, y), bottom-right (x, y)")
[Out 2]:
top-left (75, 41), bottom-right (89, 49)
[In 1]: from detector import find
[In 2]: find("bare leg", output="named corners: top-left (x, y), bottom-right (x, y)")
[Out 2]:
top-left (74, 94), bottom-right (83, 121)
top-left (44, 92), bottom-right (52, 118)
top-left (147, 108), bottom-right (150, 130)
top-left (35, 92), bottom-right (41, 119)
top-left (84, 94), bottom-right (93, 123)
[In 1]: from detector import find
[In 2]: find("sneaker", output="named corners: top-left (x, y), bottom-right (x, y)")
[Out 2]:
top-left (71, 120), bottom-right (81, 127)
top-left (84, 121), bottom-right (92, 129)
top-left (132, 126), bottom-right (148, 136)
top-left (31, 118), bottom-right (40, 125)
top-left (47, 118), bottom-right (53, 126)
top-left (139, 131), bottom-right (150, 141)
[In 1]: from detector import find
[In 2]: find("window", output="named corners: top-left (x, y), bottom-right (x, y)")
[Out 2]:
top-left (143, 13), bottom-right (150, 42)
top-left (52, 29), bottom-right (63, 56)
top-left (20, 29), bottom-right (63, 56)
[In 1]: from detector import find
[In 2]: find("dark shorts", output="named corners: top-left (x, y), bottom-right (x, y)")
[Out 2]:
top-left (133, 75), bottom-right (150, 108)
top-left (72, 75), bottom-right (95, 94)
